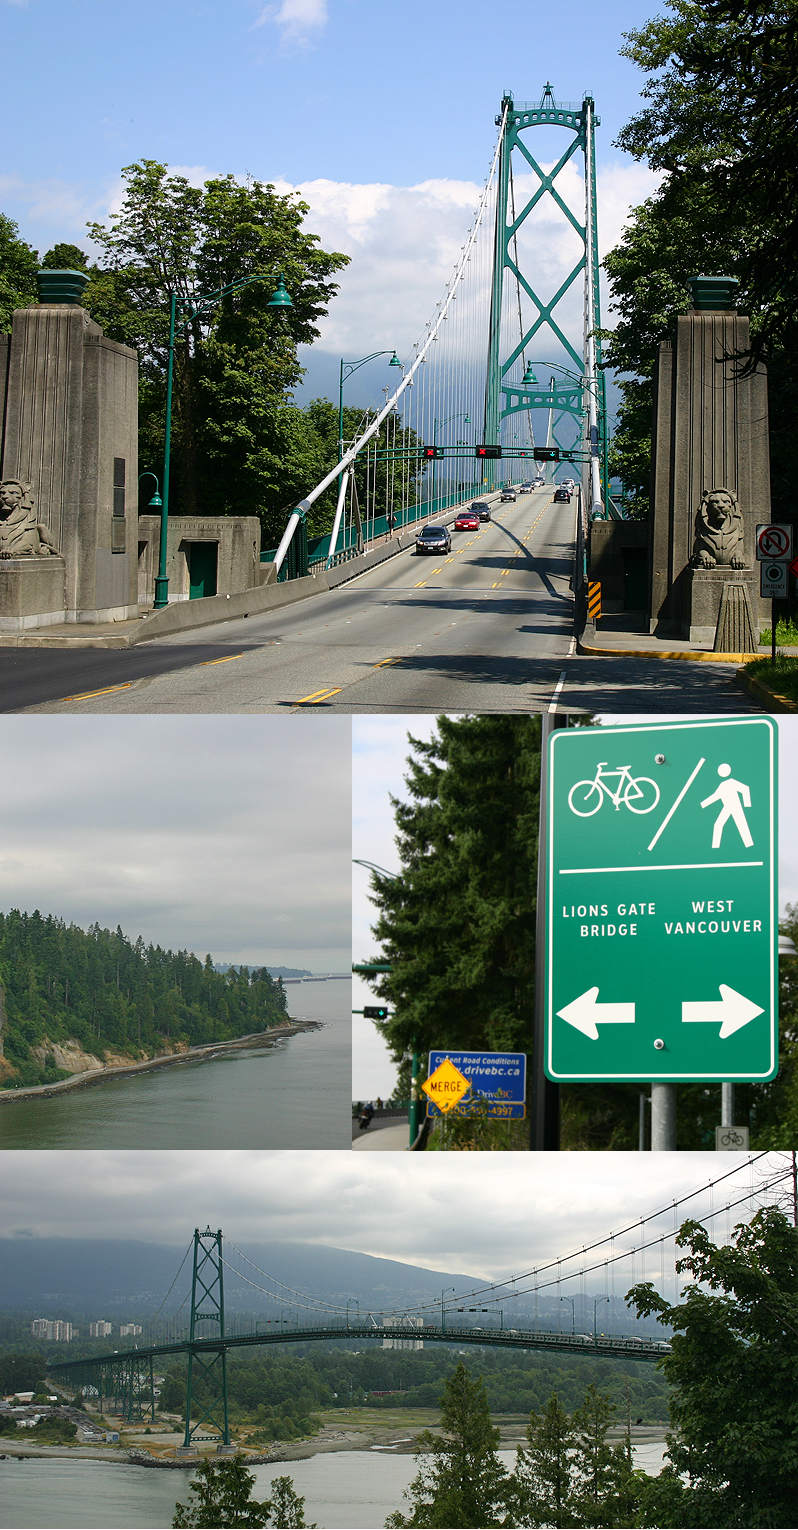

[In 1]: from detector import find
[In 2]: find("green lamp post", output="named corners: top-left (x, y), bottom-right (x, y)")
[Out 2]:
top-left (338, 351), bottom-right (402, 463)
top-left (156, 272), bottom-right (293, 610)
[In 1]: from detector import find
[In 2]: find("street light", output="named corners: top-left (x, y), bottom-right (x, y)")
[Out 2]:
top-left (338, 351), bottom-right (402, 462)
top-left (155, 271), bottom-right (293, 609)
top-left (346, 1299), bottom-right (359, 1329)
top-left (432, 412), bottom-right (471, 511)
top-left (560, 1297), bottom-right (575, 1335)
top-left (441, 1288), bottom-right (456, 1331)
top-left (593, 1296), bottom-right (610, 1343)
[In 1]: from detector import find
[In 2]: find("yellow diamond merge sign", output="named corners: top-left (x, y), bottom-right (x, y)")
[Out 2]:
top-left (421, 1057), bottom-right (471, 1114)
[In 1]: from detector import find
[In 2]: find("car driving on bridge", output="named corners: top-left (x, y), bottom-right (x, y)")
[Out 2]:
top-left (553, 486), bottom-right (571, 502)
top-left (471, 501), bottom-right (492, 521)
top-left (453, 510), bottom-right (480, 530)
top-left (500, 486), bottom-right (517, 502)
top-left (518, 481), bottom-right (534, 493)
top-left (414, 523), bottom-right (452, 554)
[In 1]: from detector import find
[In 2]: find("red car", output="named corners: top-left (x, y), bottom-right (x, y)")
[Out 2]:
top-left (453, 511), bottom-right (480, 530)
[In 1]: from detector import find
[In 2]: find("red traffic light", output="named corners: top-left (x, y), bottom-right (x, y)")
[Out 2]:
top-left (422, 446), bottom-right (444, 459)
top-left (475, 445), bottom-right (502, 459)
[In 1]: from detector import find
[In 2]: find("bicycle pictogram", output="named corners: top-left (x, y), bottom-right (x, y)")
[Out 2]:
top-left (718, 1127), bottom-right (747, 1149)
top-left (568, 762), bottom-right (661, 817)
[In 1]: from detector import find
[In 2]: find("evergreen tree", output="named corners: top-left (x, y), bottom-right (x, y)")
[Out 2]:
top-left (173, 1458), bottom-right (313, 1528)
top-left (365, 716), bottom-right (542, 1071)
top-left (629, 1207), bottom-right (798, 1527)
top-left (386, 1363), bottom-right (510, 1528)
top-left (512, 1392), bottom-right (579, 1528)
top-left (570, 1384), bottom-right (640, 1528)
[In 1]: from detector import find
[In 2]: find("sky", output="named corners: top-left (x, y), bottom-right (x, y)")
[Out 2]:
top-left (353, 716), bottom-right (798, 1097)
top-left (0, 715), bottom-right (351, 971)
top-left (1, 0), bottom-right (662, 406)
top-left (0, 1148), bottom-right (781, 1284)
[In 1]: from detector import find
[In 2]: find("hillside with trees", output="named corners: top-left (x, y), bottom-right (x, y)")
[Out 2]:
top-left (0, 909), bottom-right (289, 1088)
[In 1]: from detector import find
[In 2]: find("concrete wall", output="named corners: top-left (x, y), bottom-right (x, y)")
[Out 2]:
top-left (137, 515), bottom-right (262, 604)
top-left (0, 304), bottom-right (138, 623)
top-left (649, 310), bottom-right (771, 639)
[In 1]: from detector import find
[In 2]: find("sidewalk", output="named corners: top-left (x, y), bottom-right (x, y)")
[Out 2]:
top-left (579, 613), bottom-right (798, 665)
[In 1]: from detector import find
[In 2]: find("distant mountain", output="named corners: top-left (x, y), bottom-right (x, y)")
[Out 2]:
top-left (0, 1237), bottom-right (642, 1336)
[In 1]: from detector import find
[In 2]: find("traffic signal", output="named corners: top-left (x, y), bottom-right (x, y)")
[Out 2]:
top-left (363, 1005), bottom-right (389, 1020)
top-left (534, 447), bottom-right (560, 461)
top-left (475, 444), bottom-right (502, 459)
top-left (422, 446), bottom-right (444, 459)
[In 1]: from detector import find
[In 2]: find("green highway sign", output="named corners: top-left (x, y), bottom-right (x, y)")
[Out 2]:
top-left (545, 717), bottom-right (778, 1083)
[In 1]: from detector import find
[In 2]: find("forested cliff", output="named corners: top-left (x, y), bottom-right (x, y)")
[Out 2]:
top-left (0, 909), bottom-right (289, 1088)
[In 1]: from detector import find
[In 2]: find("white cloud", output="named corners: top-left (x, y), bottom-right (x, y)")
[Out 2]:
top-left (257, 0), bottom-right (328, 46)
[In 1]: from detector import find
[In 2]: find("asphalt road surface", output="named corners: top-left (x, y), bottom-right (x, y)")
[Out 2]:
top-left (4, 493), bottom-right (759, 714)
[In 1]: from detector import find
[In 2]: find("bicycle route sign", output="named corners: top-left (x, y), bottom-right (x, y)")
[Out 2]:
top-left (545, 717), bottom-right (778, 1083)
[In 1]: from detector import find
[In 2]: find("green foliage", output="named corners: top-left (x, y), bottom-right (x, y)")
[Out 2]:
top-left (741, 655), bottom-right (798, 705)
top-left (82, 161), bottom-right (348, 545)
top-left (628, 1207), bottom-right (798, 1528)
top-left (172, 1457), bottom-right (313, 1528)
top-left (0, 1349), bottom-right (48, 1395)
top-left (386, 1363), bottom-right (510, 1528)
top-left (759, 618), bottom-right (798, 648)
top-left (512, 1385), bottom-right (642, 1527)
top-left (0, 214), bottom-right (39, 330)
top-left (25, 1415), bottom-right (78, 1444)
top-left (303, 398), bottom-right (423, 535)
top-left (603, 1), bottom-right (798, 515)
top-left (0, 908), bottom-right (289, 1085)
top-left (365, 717), bottom-right (543, 1073)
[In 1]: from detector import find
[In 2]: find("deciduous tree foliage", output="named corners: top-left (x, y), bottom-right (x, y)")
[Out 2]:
top-left (83, 161), bottom-right (349, 544)
top-left (603, 1), bottom-right (798, 514)
top-left (0, 214), bottom-right (38, 330)
top-left (628, 1206), bottom-right (798, 1527)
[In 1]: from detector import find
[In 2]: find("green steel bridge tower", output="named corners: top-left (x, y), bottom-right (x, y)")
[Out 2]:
top-left (484, 85), bottom-right (608, 515)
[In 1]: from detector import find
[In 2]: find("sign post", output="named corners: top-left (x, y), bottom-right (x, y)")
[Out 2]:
top-left (545, 718), bottom-right (778, 1097)
top-left (756, 523), bottom-right (793, 664)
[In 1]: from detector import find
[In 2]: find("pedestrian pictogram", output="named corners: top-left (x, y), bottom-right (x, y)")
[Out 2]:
top-left (756, 523), bottom-right (792, 561)
top-left (545, 717), bottom-right (778, 1083)
top-left (700, 765), bottom-right (753, 848)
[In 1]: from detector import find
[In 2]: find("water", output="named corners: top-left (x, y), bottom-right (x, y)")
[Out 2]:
top-left (0, 980), bottom-right (351, 1150)
top-left (0, 1442), bottom-right (669, 1529)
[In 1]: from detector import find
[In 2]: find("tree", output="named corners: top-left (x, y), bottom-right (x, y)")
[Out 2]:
top-left (0, 213), bottom-right (39, 330)
top-left (602, 1), bottom-right (798, 515)
top-left (628, 1206), bottom-right (798, 1527)
top-left (512, 1392), bottom-right (579, 1528)
top-left (386, 1363), bottom-right (510, 1528)
top-left (364, 716), bottom-right (542, 1071)
top-left (83, 161), bottom-right (349, 544)
top-left (569, 1384), bottom-right (641, 1528)
top-left (172, 1457), bottom-right (313, 1528)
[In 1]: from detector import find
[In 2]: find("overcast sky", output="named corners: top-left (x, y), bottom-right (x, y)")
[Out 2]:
top-left (0, 715), bottom-right (351, 971)
top-left (0, 1149), bottom-right (781, 1284)
top-left (1, 0), bottom-right (661, 406)
top-left (353, 716), bottom-right (798, 1097)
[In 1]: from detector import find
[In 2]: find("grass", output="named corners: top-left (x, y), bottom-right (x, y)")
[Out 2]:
top-left (759, 617), bottom-right (798, 647)
top-left (743, 653), bottom-right (798, 702)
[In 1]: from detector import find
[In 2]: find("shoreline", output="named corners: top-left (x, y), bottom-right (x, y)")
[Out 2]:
top-left (0, 1422), bottom-right (669, 1470)
top-left (0, 1020), bottom-right (322, 1105)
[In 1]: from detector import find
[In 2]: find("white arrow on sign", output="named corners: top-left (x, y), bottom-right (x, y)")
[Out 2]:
top-left (556, 987), bottom-right (635, 1040)
top-left (682, 984), bottom-right (764, 1039)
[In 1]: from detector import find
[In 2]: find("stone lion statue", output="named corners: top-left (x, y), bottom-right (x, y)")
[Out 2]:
top-left (0, 480), bottom-right (59, 559)
top-left (690, 486), bottom-right (746, 569)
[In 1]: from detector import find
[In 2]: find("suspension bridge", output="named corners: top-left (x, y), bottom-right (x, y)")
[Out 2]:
top-left (46, 1154), bottom-right (793, 1448)
top-left (10, 84), bottom-right (751, 717)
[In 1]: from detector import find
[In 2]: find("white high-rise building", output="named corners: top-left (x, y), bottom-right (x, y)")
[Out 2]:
top-left (382, 1316), bottom-right (424, 1351)
top-left (89, 1321), bottom-right (113, 1338)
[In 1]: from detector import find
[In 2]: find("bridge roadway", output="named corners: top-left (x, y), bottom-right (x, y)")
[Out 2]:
top-left (47, 1321), bottom-right (668, 1384)
top-left (3, 490), bottom-right (754, 714)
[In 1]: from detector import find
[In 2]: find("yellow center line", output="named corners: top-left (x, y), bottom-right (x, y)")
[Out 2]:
top-left (375, 656), bottom-right (402, 668)
top-left (414, 579), bottom-right (428, 587)
top-left (59, 683), bottom-right (132, 702)
top-left (294, 688), bottom-right (343, 705)
top-left (200, 653), bottom-right (244, 666)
